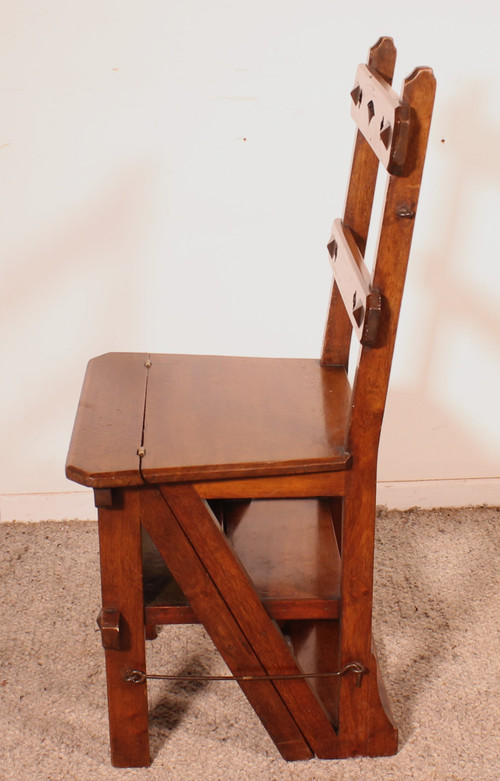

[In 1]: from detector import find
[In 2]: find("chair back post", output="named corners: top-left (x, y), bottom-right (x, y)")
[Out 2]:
top-left (321, 37), bottom-right (396, 369)
top-left (347, 66), bottom-right (436, 459)
top-left (335, 61), bottom-right (435, 755)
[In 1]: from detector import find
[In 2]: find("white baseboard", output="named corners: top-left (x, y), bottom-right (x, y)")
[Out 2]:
top-left (0, 478), bottom-right (499, 522)
top-left (377, 477), bottom-right (500, 510)
top-left (0, 491), bottom-right (97, 522)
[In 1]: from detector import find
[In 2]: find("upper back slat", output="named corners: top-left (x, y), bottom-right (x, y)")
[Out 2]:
top-left (350, 64), bottom-right (411, 175)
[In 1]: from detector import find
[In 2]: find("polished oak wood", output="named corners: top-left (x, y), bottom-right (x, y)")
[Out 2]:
top-left (97, 489), bottom-right (149, 767)
top-left (157, 484), bottom-right (340, 759)
top-left (66, 354), bottom-right (352, 488)
top-left (144, 499), bottom-right (341, 624)
top-left (225, 499), bottom-right (340, 607)
top-left (66, 353), bottom-right (149, 488)
top-left (66, 37), bottom-right (435, 767)
top-left (140, 487), bottom-right (313, 760)
top-left (194, 470), bottom-right (347, 499)
top-left (336, 63), bottom-right (435, 757)
top-left (289, 620), bottom-right (341, 730)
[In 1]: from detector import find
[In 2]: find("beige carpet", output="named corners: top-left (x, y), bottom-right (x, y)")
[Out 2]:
top-left (0, 506), bottom-right (499, 781)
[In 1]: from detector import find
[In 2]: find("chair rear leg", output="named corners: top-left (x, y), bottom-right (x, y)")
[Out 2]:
top-left (337, 476), bottom-right (398, 757)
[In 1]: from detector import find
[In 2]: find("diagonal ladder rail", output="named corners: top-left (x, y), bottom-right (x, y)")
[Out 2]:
top-left (139, 487), bottom-right (311, 760)
top-left (141, 484), bottom-right (342, 758)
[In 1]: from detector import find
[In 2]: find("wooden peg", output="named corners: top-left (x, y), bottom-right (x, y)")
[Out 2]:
top-left (97, 608), bottom-right (122, 650)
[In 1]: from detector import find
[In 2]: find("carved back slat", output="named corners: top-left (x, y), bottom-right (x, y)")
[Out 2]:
top-left (327, 219), bottom-right (381, 347)
top-left (321, 37), bottom-right (396, 368)
top-left (350, 64), bottom-right (411, 175)
top-left (321, 38), bottom-right (436, 456)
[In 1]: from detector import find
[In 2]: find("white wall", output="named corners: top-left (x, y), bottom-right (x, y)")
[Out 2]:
top-left (1, 1), bottom-right (499, 520)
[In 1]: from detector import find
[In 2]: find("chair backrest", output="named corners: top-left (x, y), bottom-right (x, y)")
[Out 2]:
top-left (321, 37), bottom-right (435, 458)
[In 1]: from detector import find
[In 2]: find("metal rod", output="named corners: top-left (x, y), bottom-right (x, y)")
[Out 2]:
top-left (124, 661), bottom-right (366, 687)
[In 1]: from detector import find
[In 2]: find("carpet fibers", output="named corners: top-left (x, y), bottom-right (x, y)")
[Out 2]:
top-left (0, 506), bottom-right (498, 780)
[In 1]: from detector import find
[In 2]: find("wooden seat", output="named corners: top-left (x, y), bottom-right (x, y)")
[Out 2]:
top-left (66, 353), bottom-right (352, 487)
top-left (66, 37), bottom-right (435, 767)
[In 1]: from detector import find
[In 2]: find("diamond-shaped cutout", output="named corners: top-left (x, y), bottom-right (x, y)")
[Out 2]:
top-left (380, 121), bottom-right (392, 149)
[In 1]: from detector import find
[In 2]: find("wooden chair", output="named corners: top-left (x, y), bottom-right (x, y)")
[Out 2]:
top-left (66, 37), bottom-right (435, 767)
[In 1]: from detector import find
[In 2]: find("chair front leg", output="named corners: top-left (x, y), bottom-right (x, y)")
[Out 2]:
top-left (96, 488), bottom-right (150, 767)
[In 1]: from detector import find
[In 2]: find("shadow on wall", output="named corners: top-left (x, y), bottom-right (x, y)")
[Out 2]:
top-left (379, 81), bottom-right (500, 484)
top-left (0, 164), bottom-right (157, 494)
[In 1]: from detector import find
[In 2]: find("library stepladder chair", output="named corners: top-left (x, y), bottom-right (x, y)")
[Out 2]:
top-left (66, 37), bottom-right (435, 766)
